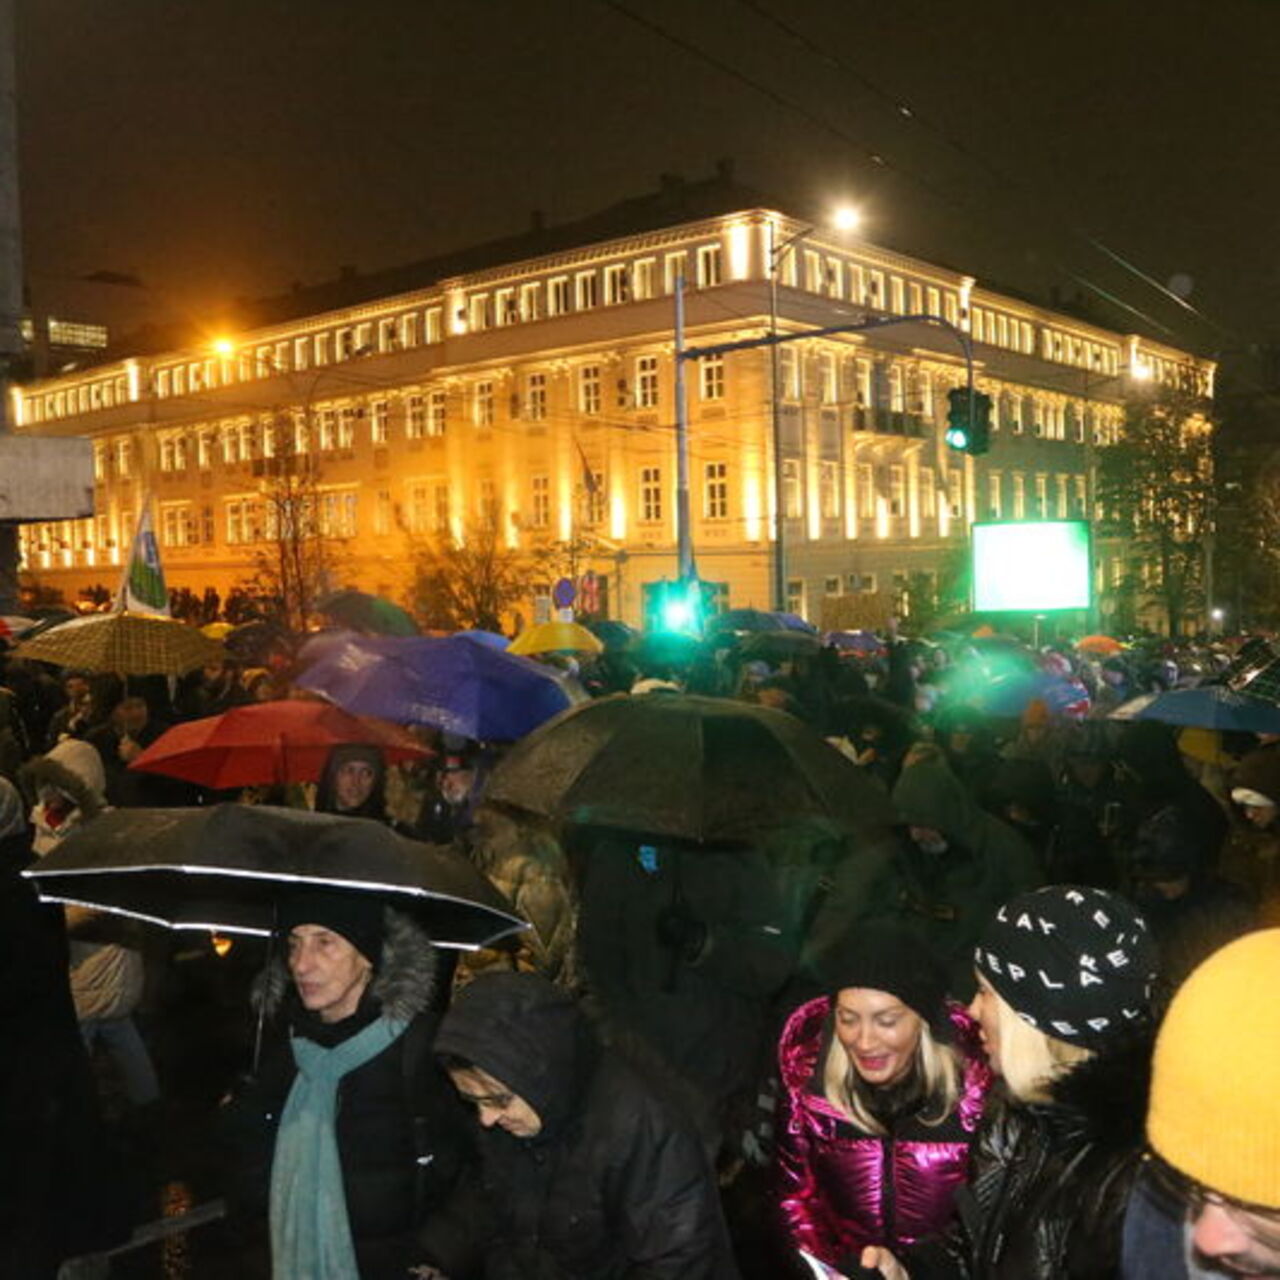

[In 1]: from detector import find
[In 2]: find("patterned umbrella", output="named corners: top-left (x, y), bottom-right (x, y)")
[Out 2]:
top-left (14, 611), bottom-right (223, 675)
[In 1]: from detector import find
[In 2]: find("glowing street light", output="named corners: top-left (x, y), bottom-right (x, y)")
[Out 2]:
top-left (211, 337), bottom-right (235, 358)
top-left (831, 205), bottom-right (862, 233)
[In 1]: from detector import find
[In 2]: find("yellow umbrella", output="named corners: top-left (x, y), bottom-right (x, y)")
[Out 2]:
top-left (14, 611), bottom-right (224, 676)
top-left (201, 621), bottom-right (235, 640)
top-left (508, 620), bottom-right (604, 657)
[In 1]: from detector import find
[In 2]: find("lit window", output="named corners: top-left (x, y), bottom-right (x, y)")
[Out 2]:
top-left (433, 485), bottom-right (450, 535)
top-left (634, 259), bottom-right (657, 300)
top-left (531, 475), bottom-right (550, 528)
top-left (526, 373), bottom-right (547, 421)
top-left (424, 308), bottom-right (443, 343)
top-left (474, 382), bottom-right (495, 427)
top-left (579, 365), bottom-right (601, 415)
top-left (468, 294), bottom-right (491, 331)
top-left (338, 408), bottom-right (356, 449)
top-left (636, 356), bottom-right (659, 409)
top-left (700, 354), bottom-right (724, 401)
top-left (704, 462), bottom-right (728, 520)
top-left (988, 472), bottom-right (1003, 518)
top-left (1034, 474), bottom-right (1048, 518)
top-left (375, 489), bottom-right (393, 536)
top-left (406, 396), bottom-right (427, 439)
top-left (696, 244), bottom-right (723, 288)
top-left (427, 389), bottom-right (446, 437)
top-left (548, 277), bottom-right (571, 316)
top-left (584, 471), bottom-right (605, 525)
top-left (889, 465), bottom-right (906, 517)
top-left (604, 265), bottom-right (631, 305)
top-left (640, 467), bottom-right (663, 522)
top-left (371, 400), bottom-right (390, 444)
top-left (496, 289), bottom-right (518, 326)
top-left (1012, 473), bottom-right (1026, 519)
top-left (663, 252), bottom-right (687, 294)
top-left (116, 439), bottom-right (132, 477)
top-left (518, 285), bottom-right (542, 322)
top-left (575, 272), bottom-right (598, 310)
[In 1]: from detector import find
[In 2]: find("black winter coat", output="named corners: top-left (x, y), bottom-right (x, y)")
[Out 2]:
top-left (220, 916), bottom-right (475, 1278)
top-left (907, 1031), bottom-right (1153, 1280)
top-left (435, 971), bottom-right (741, 1280)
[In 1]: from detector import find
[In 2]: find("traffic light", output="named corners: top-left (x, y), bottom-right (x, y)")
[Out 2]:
top-left (945, 387), bottom-right (993, 456)
top-left (646, 576), bottom-right (705, 635)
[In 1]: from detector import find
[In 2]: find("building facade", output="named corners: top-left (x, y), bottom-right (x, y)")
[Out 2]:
top-left (9, 205), bottom-right (1215, 629)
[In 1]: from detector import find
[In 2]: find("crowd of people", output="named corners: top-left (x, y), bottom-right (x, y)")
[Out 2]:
top-left (1, 614), bottom-right (1279, 1280)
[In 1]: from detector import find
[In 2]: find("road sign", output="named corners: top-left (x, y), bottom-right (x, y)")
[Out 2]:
top-left (552, 577), bottom-right (576, 608)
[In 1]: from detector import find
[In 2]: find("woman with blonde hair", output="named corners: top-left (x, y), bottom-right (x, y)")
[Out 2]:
top-left (862, 885), bottom-right (1157, 1280)
top-left (775, 924), bottom-right (991, 1273)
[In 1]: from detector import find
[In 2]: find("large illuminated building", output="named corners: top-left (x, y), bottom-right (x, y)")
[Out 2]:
top-left (9, 174), bottom-right (1213, 629)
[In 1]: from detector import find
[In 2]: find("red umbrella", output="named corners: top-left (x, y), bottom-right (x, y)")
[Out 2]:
top-left (128, 699), bottom-right (430, 788)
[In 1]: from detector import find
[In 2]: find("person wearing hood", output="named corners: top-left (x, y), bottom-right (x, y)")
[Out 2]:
top-left (1125, 804), bottom-right (1258, 1004)
top-left (220, 888), bottom-right (473, 1279)
top-left (1227, 741), bottom-right (1280, 901)
top-left (435, 971), bottom-right (740, 1280)
top-left (775, 926), bottom-right (991, 1272)
top-left (863, 885), bottom-right (1158, 1280)
top-left (314, 743), bottom-right (395, 823)
top-left (21, 737), bottom-right (161, 1112)
top-left (808, 746), bottom-right (1042, 999)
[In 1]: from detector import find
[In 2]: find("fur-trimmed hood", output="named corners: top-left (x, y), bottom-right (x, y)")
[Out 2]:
top-left (255, 905), bottom-right (438, 1024)
top-left (20, 738), bottom-right (107, 817)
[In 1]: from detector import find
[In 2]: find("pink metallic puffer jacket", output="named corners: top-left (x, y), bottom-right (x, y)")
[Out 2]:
top-left (775, 995), bottom-right (991, 1265)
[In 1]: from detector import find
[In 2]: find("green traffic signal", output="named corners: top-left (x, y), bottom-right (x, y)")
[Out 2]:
top-left (946, 386), bottom-right (992, 456)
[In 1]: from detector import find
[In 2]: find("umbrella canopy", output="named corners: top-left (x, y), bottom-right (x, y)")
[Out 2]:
top-left (298, 633), bottom-right (584, 740)
top-left (318, 589), bottom-right (419, 636)
top-left (585, 619), bottom-right (639, 652)
top-left (706, 608), bottom-right (788, 636)
top-left (737, 629), bottom-right (824, 662)
top-left (0, 614), bottom-right (36, 642)
top-left (23, 804), bottom-right (524, 949)
top-left (629, 631), bottom-right (704, 669)
top-left (774, 611), bottom-right (820, 634)
top-left (1076, 634), bottom-right (1124, 656)
top-left (453, 629), bottom-right (510, 651)
top-left (1110, 686), bottom-right (1280, 733)
top-left (825, 630), bottom-right (885, 655)
top-left (14, 611), bottom-right (224, 675)
top-left (508, 620), bottom-right (603, 656)
top-left (224, 618), bottom-right (293, 665)
top-left (484, 692), bottom-right (896, 844)
top-left (128, 699), bottom-right (430, 788)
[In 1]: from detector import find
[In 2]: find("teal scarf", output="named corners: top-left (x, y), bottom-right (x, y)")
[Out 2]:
top-left (269, 1015), bottom-right (408, 1279)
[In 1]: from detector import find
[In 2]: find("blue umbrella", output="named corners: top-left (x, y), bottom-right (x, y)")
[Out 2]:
top-left (1110, 686), bottom-right (1280, 733)
top-left (707, 608), bottom-right (788, 635)
top-left (298, 634), bottom-right (584, 741)
top-left (454, 629), bottom-right (510, 651)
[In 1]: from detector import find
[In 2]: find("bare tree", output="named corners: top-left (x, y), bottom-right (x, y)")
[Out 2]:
top-left (407, 515), bottom-right (529, 632)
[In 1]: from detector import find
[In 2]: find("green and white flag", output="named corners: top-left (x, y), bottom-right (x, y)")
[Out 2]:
top-left (116, 502), bottom-right (170, 615)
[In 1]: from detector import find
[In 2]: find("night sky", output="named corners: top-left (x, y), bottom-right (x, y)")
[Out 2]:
top-left (16, 0), bottom-right (1280, 370)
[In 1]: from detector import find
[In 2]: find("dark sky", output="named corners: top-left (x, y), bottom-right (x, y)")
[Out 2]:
top-left (16, 0), bottom-right (1280, 367)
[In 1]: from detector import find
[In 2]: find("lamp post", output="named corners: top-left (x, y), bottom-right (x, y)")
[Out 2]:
top-left (767, 207), bottom-right (860, 612)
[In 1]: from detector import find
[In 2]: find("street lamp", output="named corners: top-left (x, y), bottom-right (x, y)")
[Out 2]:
top-left (767, 206), bottom-right (860, 612)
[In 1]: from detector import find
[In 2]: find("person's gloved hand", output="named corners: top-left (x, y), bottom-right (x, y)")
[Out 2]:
top-left (654, 904), bottom-right (708, 962)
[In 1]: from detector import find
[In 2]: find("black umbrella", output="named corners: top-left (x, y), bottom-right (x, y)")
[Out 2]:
top-left (736, 629), bottom-right (824, 662)
top-left (24, 804), bottom-right (524, 950)
top-left (484, 693), bottom-right (896, 843)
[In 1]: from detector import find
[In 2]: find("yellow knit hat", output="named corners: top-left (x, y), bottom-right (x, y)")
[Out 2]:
top-left (1148, 929), bottom-right (1280, 1207)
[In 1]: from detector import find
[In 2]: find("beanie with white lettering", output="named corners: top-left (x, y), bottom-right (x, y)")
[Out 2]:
top-left (974, 886), bottom-right (1155, 1051)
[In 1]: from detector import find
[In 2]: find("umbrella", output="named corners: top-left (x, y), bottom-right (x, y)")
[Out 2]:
top-left (1076, 634), bottom-right (1124, 656)
top-left (23, 803), bottom-right (525, 950)
top-left (737, 629), bottom-right (824, 662)
top-left (706, 608), bottom-right (788, 636)
top-left (973, 670), bottom-right (1090, 719)
top-left (200, 622), bottom-right (235, 641)
top-left (484, 693), bottom-right (896, 844)
top-left (1232, 652), bottom-right (1280, 701)
top-left (1109, 686), bottom-right (1280, 733)
top-left (585, 619), bottom-right (639, 652)
top-left (13, 611), bottom-right (224, 675)
top-left (0, 615), bottom-right (36, 642)
top-left (453, 629), bottom-right (510, 651)
top-left (224, 618), bottom-right (293, 665)
top-left (128, 699), bottom-right (430, 788)
top-left (508, 620), bottom-right (603, 657)
top-left (298, 633), bottom-right (585, 740)
top-left (774, 612), bottom-right (820, 634)
top-left (825, 630), bottom-right (885, 656)
top-left (629, 631), bottom-right (704, 669)
top-left (319, 589), bottom-right (419, 636)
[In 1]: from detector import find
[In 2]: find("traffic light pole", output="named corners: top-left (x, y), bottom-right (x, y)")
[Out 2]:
top-left (673, 273), bottom-right (695, 582)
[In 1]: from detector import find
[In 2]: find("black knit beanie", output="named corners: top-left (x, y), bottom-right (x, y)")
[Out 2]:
top-left (817, 923), bottom-right (952, 1041)
top-left (974, 885), bottom-right (1155, 1051)
top-left (278, 888), bottom-right (387, 965)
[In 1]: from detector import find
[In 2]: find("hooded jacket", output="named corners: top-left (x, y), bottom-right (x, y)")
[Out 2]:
top-left (220, 908), bottom-right (474, 1279)
top-left (905, 1030), bottom-right (1154, 1280)
top-left (435, 972), bottom-right (740, 1280)
top-left (775, 998), bottom-right (990, 1267)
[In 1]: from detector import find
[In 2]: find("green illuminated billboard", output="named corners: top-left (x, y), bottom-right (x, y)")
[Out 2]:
top-left (971, 520), bottom-right (1092, 612)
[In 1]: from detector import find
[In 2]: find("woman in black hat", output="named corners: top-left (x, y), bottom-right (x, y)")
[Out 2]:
top-left (862, 885), bottom-right (1158, 1280)
top-left (775, 925), bottom-right (991, 1274)
top-left (220, 888), bottom-right (473, 1279)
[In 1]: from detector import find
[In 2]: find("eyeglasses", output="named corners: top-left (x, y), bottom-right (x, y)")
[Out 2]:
top-left (1147, 1154), bottom-right (1280, 1251)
